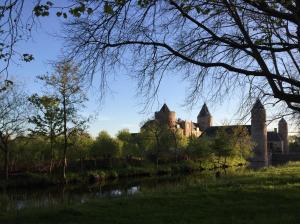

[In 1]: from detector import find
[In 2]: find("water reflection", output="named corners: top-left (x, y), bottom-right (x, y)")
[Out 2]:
top-left (0, 172), bottom-right (216, 211)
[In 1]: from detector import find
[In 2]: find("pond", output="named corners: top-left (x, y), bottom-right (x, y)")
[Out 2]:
top-left (0, 172), bottom-right (216, 211)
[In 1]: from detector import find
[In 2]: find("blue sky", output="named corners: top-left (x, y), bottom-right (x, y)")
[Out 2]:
top-left (7, 2), bottom-right (293, 137)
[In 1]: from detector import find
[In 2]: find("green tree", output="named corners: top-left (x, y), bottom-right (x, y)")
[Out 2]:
top-left (28, 94), bottom-right (63, 173)
top-left (231, 126), bottom-right (255, 161)
top-left (169, 128), bottom-right (188, 163)
top-left (140, 120), bottom-right (173, 167)
top-left (116, 129), bottom-right (142, 159)
top-left (0, 85), bottom-right (28, 180)
top-left (10, 135), bottom-right (49, 171)
top-left (212, 126), bottom-right (254, 168)
top-left (91, 131), bottom-right (121, 168)
top-left (68, 130), bottom-right (93, 172)
top-left (187, 136), bottom-right (212, 165)
top-left (38, 60), bottom-right (88, 181)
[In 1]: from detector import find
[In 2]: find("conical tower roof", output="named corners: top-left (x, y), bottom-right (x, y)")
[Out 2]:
top-left (252, 99), bottom-right (264, 110)
top-left (198, 103), bottom-right (211, 117)
top-left (160, 103), bottom-right (170, 113)
top-left (279, 117), bottom-right (287, 124)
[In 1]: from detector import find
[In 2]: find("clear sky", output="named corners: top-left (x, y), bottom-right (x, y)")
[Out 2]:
top-left (7, 2), bottom-right (295, 137)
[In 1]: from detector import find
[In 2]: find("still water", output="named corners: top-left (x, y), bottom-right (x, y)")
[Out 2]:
top-left (0, 173), bottom-right (214, 211)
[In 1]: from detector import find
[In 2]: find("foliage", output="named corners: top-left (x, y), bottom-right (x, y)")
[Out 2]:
top-left (28, 94), bottom-right (63, 173)
top-left (117, 129), bottom-right (142, 159)
top-left (211, 126), bottom-right (254, 167)
top-left (68, 130), bottom-right (93, 162)
top-left (91, 131), bottom-right (122, 160)
top-left (38, 59), bottom-right (88, 179)
top-left (140, 120), bottom-right (173, 165)
top-left (0, 85), bottom-right (28, 179)
top-left (187, 136), bottom-right (212, 162)
top-left (10, 135), bottom-right (49, 168)
top-left (28, 94), bottom-right (63, 136)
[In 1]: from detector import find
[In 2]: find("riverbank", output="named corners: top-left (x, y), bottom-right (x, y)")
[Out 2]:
top-left (2, 162), bottom-right (300, 223)
top-left (0, 159), bottom-right (244, 189)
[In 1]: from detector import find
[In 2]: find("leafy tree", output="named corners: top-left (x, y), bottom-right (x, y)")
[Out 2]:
top-left (68, 130), bottom-right (93, 172)
top-left (140, 120), bottom-right (173, 167)
top-left (211, 126), bottom-right (254, 168)
top-left (0, 85), bottom-right (28, 179)
top-left (28, 94), bottom-right (63, 173)
top-left (169, 128), bottom-right (188, 163)
top-left (38, 60), bottom-right (88, 180)
top-left (116, 129), bottom-right (142, 159)
top-left (187, 136), bottom-right (212, 164)
top-left (231, 126), bottom-right (255, 161)
top-left (10, 135), bottom-right (49, 171)
top-left (91, 131), bottom-right (122, 168)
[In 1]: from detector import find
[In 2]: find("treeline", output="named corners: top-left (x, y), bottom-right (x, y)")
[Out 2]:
top-left (2, 124), bottom-right (254, 176)
top-left (0, 59), bottom-right (254, 181)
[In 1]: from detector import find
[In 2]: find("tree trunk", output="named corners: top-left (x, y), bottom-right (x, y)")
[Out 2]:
top-left (49, 135), bottom-right (54, 174)
top-left (62, 95), bottom-right (67, 182)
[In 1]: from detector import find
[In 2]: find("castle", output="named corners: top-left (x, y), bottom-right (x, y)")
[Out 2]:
top-left (149, 100), bottom-right (289, 168)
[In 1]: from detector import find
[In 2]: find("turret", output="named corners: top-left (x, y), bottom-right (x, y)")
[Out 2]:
top-left (278, 118), bottom-right (288, 154)
top-left (197, 103), bottom-right (212, 131)
top-left (155, 103), bottom-right (176, 127)
top-left (250, 99), bottom-right (268, 168)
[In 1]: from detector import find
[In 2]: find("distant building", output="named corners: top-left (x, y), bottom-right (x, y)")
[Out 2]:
top-left (144, 100), bottom-right (289, 168)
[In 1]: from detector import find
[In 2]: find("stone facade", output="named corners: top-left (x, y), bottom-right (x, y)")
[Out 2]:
top-left (148, 100), bottom-right (288, 168)
top-left (152, 103), bottom-right (202, 137)
top-left (279, 118), bottom-right (289, 154)
top-left (250, 99), bottom-right (268, 168)
top-left (197, 103), bottom-right (212, 131)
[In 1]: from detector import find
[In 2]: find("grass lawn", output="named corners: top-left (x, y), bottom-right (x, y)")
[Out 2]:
top-left (2, 162), bottom-right (300, 224)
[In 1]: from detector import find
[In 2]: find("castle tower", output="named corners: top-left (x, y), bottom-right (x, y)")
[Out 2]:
top-left (250, 99), bottom-right (268, 168)
top-left (278, 118), bottom-right (288, 154)
top-left (197, 103), bottom-right (212, 131)
top-left (155, 103), bottom-right (176, 127)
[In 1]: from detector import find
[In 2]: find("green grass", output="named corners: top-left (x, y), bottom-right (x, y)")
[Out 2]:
top-left (2, 162), bottom-right (300, 224)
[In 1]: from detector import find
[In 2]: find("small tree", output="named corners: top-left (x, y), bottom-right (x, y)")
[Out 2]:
top-left (91, 131), bottom-right (121, 168)
top-left (68, 130), bottom-right (93, 172)
top-left (117, 129), bottom-right (142, 160)
top-left (212, 126), bottom-right (254, 169)
top-left (187, 136), bottom-right (212, 165)
top-left (169, 128), bottom-right (188, 163)
top-left (38, 60), bottom-right (88, 181)
top-left (10, 135), bottom-right (48, 171)
top-left (28, 94), bottom-right (63, 173)
top-left (0, 86), bottom-right (28, 179)
top-left (140, 120), bottom-right (173, 167)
